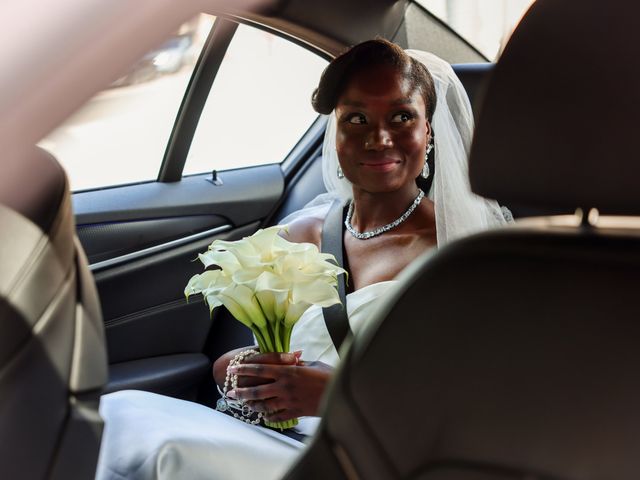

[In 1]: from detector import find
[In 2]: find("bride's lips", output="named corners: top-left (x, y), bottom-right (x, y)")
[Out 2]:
top-left (359, 158), bottom-right (401, 172)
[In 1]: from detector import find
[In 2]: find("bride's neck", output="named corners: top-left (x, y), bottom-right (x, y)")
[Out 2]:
top-left (350, 185), bottom-right (421, 232)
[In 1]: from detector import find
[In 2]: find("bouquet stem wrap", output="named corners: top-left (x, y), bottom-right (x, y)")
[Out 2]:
top-left (185, 226), bottom-right (345, 430)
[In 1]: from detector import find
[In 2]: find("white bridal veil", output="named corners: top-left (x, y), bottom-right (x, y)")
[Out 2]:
top-left (281, 50), bottom-right (511, 245)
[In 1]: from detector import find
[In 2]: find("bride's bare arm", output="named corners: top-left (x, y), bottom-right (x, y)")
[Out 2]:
top-left (280, 215), bottom-right (323, 248)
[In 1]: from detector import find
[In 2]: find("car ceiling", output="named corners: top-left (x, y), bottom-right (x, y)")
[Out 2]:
top-left (208, 0), bottom-right (485, 61)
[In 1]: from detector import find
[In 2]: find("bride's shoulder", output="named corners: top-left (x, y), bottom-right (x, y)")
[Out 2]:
top-left (280, 215), bottom-right (324, 248)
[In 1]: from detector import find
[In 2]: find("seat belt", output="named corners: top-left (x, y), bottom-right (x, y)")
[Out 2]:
top-left (321, 199), bottom-right (351, 355)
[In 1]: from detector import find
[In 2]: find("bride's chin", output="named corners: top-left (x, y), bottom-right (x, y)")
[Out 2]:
top-left (353, 181), bottom-right (409, 196)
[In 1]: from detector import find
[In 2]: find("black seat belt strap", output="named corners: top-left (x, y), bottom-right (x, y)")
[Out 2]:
top-left (321, 199), bottom-right (351, 355)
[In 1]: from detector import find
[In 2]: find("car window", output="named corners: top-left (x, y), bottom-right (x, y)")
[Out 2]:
top-left (38, 15), bottom-right (215, 192)
top-left (183, 24), bottom-right (328, 176)
top-left (417, 0), bottom-right (535, 59)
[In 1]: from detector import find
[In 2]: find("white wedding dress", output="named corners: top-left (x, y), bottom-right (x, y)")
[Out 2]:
top-left (95, 281), bottom-right (397, 480)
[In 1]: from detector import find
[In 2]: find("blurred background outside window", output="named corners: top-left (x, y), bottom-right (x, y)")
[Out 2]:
top-left (418, 0), bottom-right (536, 59)
top-left (38, 15), bottom-right (326, 191)
top-left (39, 15), bottom-right (216, 191)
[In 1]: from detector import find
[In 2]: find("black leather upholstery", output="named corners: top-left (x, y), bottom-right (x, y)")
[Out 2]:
top-left (287, 226), bottom-right (640, 480)
top-left (105, 353), bottom-right (210, 397)
top-left (283, 1), bottom-right (640, 479)
top-left (451, 63), bottom-right (492, 121)
top-left (0, 147), bottom-right (107, 479)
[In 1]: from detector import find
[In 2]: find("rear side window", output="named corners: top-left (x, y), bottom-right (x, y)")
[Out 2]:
top-left (183, 24), bottom-right (328, 175)
top-left (38, 17), bottom-right (326, 191)
top-left (39, 15), bottom-right (215, 191)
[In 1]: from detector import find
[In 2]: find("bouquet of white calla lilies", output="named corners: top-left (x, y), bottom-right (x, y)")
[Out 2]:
top-left (185, 225), bottom-right (346, 355)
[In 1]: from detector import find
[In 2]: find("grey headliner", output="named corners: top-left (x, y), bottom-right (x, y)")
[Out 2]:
top-left (208, 0), bottom-right (485, 61)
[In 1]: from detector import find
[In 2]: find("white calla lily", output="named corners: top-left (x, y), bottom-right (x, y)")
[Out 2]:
top-left (185, 270), bottom-right (225, 299)
top-left (185, 225), bottom-right (345, 356)
top-left (284, 301), bottom-right (312, 326)
top-left (291, 278), bottom-right (341, 307)
top-left (231, 267), bottom-right (267, 289)
top-left (197, 250), bottom-right (242, 273)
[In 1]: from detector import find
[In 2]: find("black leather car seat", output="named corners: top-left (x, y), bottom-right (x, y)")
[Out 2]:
top-left (283, 0), bottom-right (640, 479)
top-left (0, 146), bottom-right (107, 479)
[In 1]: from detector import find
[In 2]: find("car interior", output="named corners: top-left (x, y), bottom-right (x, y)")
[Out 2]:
top-left (76, 0), bottom-right (495, 409)
top-left (2, 0), bottom-right (636, 478)
top-left (284, 0), bottom-right (640, 478)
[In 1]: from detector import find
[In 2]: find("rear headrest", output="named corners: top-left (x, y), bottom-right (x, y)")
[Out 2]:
top-left (469, 0), bottom-right (640, 215)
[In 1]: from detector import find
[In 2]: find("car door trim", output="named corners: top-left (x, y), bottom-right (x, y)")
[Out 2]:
top-left (89, 224), bottom-right (232, 272)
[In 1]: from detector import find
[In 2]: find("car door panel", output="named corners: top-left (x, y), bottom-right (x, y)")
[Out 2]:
top-left (74, 164), bottom-right (283, 398)
top-left (73, 164), bottom-right (283, 225)
top-left (95, 222), bottom-right (258, 360)
top-left (78, 214), bottom-right (227, 265)
top-left (104, 353), bottom-right (212, 398)
top-left (95, 222), bottom-right (258, 397)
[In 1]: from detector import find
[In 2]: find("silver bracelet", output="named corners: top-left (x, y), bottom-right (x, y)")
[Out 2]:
top-left (216, 348), bottom-right (264, 425)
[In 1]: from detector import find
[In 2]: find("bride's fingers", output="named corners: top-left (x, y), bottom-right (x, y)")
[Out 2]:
top-left (236, 374), bottom-right (271, 388)
top-left (245, 352), bottom-right (300, 365)
top-left (246, 398), bottom-right (283, 413)
top-left (229, 363), bottom-right (294, 379)
top-left (264, 409), bottom-right (298, 423)
top-left (228, 382), bottom-right (279, 402)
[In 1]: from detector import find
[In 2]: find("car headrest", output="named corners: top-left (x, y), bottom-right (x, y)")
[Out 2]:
top-left (469, 0), bottom-right (640, 215)
top-left (0, 146), bottom-right (67, 232)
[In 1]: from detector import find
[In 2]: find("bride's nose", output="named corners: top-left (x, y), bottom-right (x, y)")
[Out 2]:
top-left (364, 124), bottom-right (393, 150)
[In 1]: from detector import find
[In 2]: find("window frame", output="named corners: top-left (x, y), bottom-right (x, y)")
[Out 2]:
top-left (159, 17), bottom-right (332, 183)
top-left (158, 18), bottom-right (236, 182)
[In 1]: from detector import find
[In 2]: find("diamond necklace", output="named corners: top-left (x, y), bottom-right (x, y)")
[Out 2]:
top-left (344, 189), bottom-right (425, 240)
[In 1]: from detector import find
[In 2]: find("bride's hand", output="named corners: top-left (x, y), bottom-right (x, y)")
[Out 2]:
top-left (236, 352), bottom-right (302, 388)
top-left (227, 360), bottom-right (334, 421)
top-left (213, 349), bottom-right (301, 388)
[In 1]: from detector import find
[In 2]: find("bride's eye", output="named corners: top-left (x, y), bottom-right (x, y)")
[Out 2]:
top-left (346, 113), bottom-right (367, 125)
top-left (391, 112), bottom-right (413, 123)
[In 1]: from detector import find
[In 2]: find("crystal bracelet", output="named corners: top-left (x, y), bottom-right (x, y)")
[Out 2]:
top-left (216, 348), bottom-right (264, 425)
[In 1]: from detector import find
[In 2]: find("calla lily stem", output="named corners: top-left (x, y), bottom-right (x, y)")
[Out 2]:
top-left (264, 418), bottom-right (298, 430)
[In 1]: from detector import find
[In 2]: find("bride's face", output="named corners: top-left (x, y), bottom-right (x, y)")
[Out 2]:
top-left (335, 64), bottom-right (431, 195)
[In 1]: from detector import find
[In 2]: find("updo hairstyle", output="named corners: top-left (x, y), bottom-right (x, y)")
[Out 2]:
top-left (311, 38), bottom-right (437, 122)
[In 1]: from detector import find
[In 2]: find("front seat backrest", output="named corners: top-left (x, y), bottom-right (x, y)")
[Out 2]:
top-left (0, 146), bottom-right (108, 479)
top-left (283, 0), bottom-right (640, 479)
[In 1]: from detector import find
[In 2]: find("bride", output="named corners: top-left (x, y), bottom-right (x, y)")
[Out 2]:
top-left (96, 40), bottom-right (509, 480)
